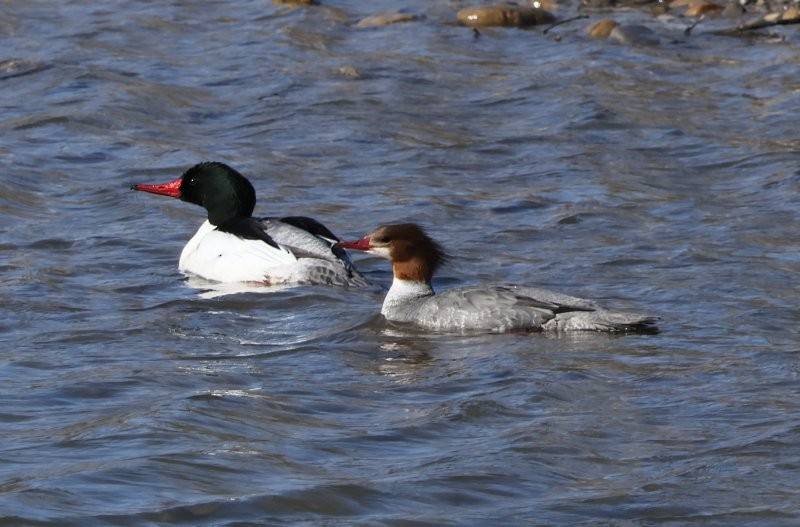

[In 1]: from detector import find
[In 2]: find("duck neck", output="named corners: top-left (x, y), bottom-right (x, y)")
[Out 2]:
top-left (202, 185), bottom-right (254, 227)
top-left (207, 205), bottom-right (245, 228)
top-left (383, 257), bottom-right (435, 311)
top-left (383, 277), bottom-right (435, 313)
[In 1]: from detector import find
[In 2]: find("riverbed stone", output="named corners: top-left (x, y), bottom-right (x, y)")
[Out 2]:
top-left (588, 19), bottom-right (660, 45)
top-left (769, 5), bottom-right (800, 21)
top-left (587, 18), bottom-right (618, 38)
top-left (684, 1), bottom-right (725, 16)
top-left (610, 24), bottom-right (659, 45)
top-left (526, 0), bottom-right (559, 11)
top-left (457, 4), bottom-right (556, 27)
top-left (720, 3), bottom-right (745, 17)
top-left (356, 12), bottom-right (419, 28)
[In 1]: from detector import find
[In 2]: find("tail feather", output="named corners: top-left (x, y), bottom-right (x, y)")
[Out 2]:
top-left (546, 310), bottom-right (659, 333)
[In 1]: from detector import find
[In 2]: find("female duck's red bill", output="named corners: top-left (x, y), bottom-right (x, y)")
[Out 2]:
top-left (336, 237), bottom-right (371, 251)
top-left (131, 177), bottom-right (183, 198)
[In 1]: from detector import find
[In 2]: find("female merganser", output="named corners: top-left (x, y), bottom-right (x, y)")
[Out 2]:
top-left (337, 223), bottom-right (659, 333)
top-left (132, 162), bottom-right (367, 287)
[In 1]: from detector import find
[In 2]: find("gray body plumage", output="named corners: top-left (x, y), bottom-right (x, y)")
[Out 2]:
top-left (382, 282), bottom-right (658, 333)
top-left (259, 218), bottom-right (368, 287)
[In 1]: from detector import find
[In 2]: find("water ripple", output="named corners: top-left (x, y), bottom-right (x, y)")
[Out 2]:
top-left (2, 0), bottom-right (800, 525)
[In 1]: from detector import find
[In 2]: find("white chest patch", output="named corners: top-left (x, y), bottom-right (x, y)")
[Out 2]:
top-left (382, 279), bottom-right (434, 315)
top-left (179, 221), bottom-right (297, 283)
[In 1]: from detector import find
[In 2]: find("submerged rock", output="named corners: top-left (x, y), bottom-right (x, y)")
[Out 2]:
top-left (587, 18), bottom-right (618, 38)
top-left (587, 19), bottom-right (660, 45)
top-left (457, 4), bottom-right (556, 27)
top-left (356, 12), bottom-right (419, 28)
top-left (610, 23), bottom-right (660, 45)
top-left (527, 0), bottom-right (559, 11)
top-left (713, 3), bottom-right (800, 35)
top-left (337, 66), bottom-right (361, 78)
top-left (764, 4), bottom-right (800, 22)
top-left (720, 3), bottom-right (745, 17)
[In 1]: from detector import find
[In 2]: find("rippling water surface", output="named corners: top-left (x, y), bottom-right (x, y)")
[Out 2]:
top-left (2, 0), bottom-right (800, 525)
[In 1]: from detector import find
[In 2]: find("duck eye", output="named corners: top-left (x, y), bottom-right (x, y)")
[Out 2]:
top-left (375, 236), bottom-right (390, 244)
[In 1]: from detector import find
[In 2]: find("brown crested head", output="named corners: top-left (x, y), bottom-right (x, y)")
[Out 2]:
top-left (367, 223), bottom-right (448, 283)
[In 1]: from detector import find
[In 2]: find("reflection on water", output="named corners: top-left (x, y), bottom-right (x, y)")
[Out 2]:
top-left (2, 0), bottom-right (800, 524)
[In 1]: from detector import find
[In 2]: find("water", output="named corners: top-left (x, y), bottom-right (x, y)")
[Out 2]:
top-left (2, 0), bottom-right (800, 524)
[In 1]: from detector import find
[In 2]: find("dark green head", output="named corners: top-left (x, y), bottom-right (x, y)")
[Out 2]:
top-left (133, 162), bottom-right (257, 225)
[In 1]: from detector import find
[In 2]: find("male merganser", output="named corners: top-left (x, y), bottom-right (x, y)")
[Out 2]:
top-left (132, 162), bottom-right (367, 287)
top-left (337, 223), bottom-right (659, 333)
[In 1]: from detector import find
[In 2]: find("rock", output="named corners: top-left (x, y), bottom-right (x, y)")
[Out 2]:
top-left (776, 5), bottom-right (800, 21)
top-left (720, 3), bottom-right (745, 17)
top-left (526, 0), bottom-right (559, 11)
top-left (356, 12), bottom-right (419, 28)
top-left (587, 18), bottom-right (618, 38)
top-left (712, 4), bottom-right (800, 34)
top-left (650, 2), bottom-right (669, 15)
top-left (337, 66), bottom-right (361, 78)
top-left (609, 24), bottom-right (660, 45)
top-left (457, 4), bottom-right (556, 27)
top-left (588, 19), bottom-right (660, 45)
top-left (672, 0), bottom-right (727, 16)
top-left (684, 1), bottom-right (725, 16)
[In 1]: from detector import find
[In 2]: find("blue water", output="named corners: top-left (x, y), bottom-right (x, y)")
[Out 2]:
top-left (2, 0), bottom-right (800, 525)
